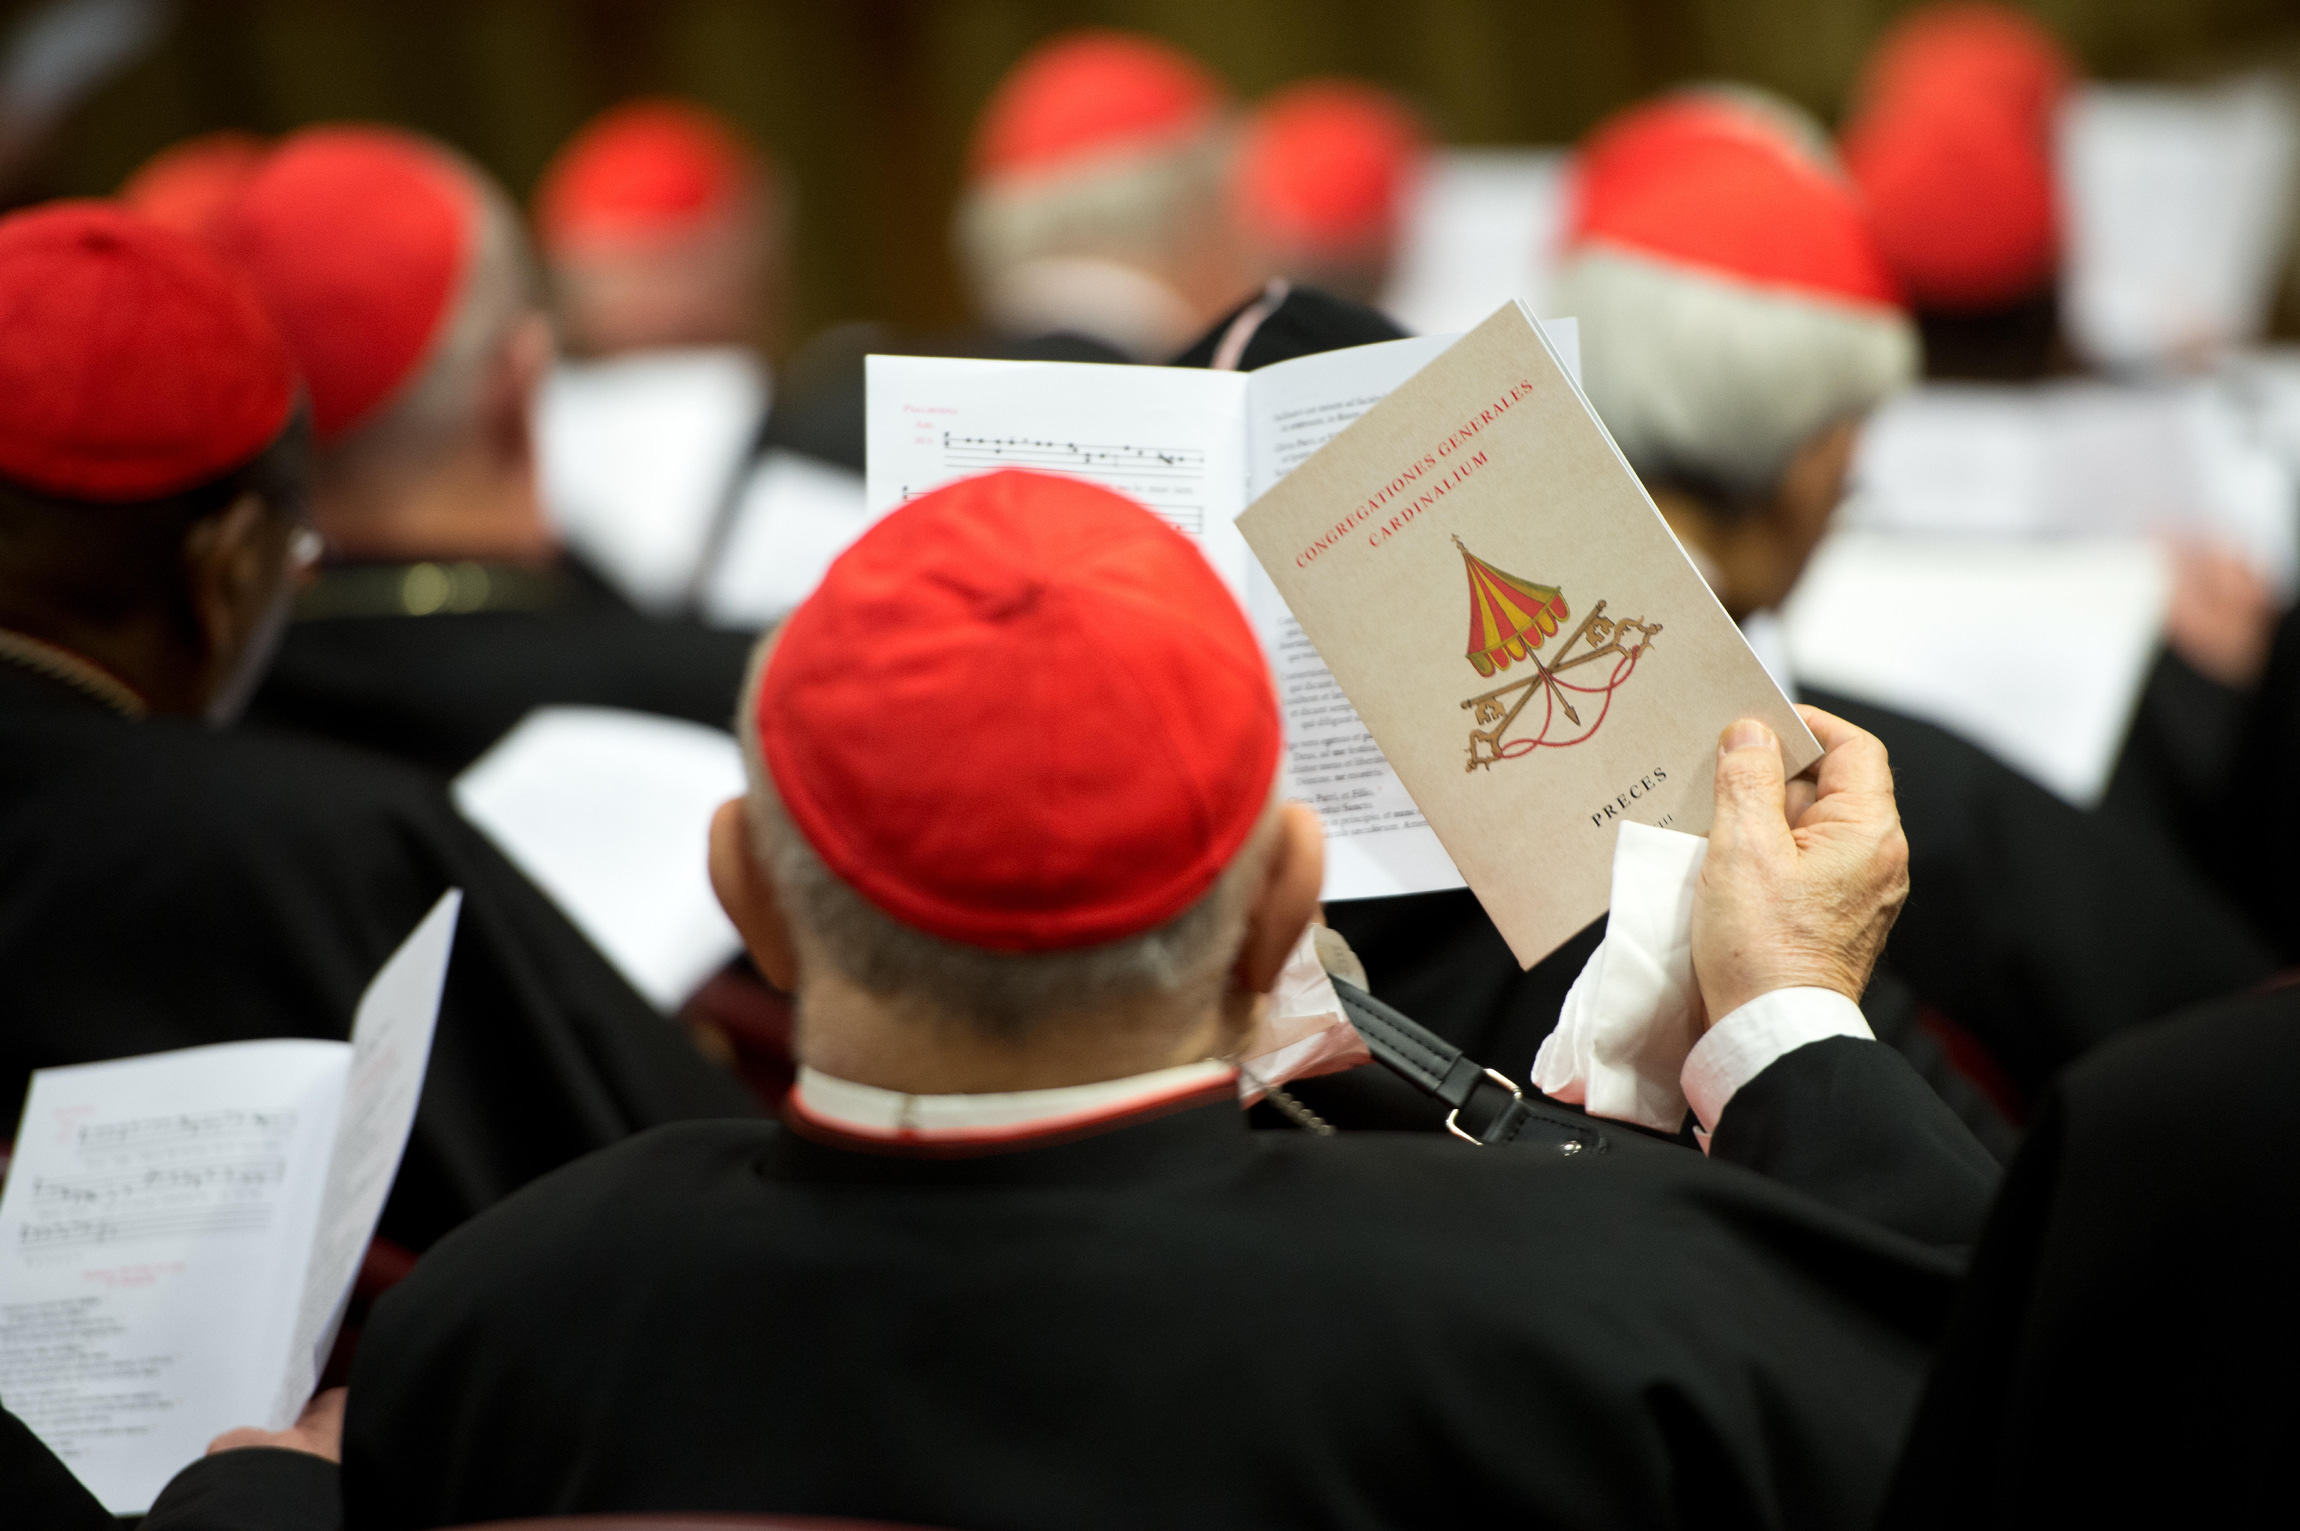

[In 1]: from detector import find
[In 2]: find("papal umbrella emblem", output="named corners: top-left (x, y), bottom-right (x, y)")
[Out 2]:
top-left (1455, 535), bottom-right (1661, 770)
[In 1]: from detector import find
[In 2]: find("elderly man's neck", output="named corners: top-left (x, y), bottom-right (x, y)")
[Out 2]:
top-left (794, 970), bottom-right (1239, 1096)
top-left (313, 447), bottom-right (557, 566)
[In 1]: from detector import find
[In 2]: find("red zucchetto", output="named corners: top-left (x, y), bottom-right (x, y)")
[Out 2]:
top-left (969, 29), bottom-right (1226, 186)
top-left (1571, 91), bottom-right (1903, 311)
top-left (756, 469), bottom-right (1281, 953)
top-left (1841, 3), bottom-right (2074, 312)
top-left (535, 99), bottom-right (759, 255)
top-left (1231, 78), bottom-right (1426, 261)
top-left (1555, 90), bottom-right (1917, 495)
top-left (0, 201), bottom-right (296, 502)
top-left (215, 125), bottom-right (475, 443)
top-left (119, 130), bottom-right (269, 239)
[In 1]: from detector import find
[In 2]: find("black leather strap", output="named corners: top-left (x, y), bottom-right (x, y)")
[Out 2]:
top-left (1331, 978), bottom-right (1606, 1156)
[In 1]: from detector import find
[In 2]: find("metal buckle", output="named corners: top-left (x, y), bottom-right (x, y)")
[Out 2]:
top-left (1444, 1067), bottom-right (1525, 1146)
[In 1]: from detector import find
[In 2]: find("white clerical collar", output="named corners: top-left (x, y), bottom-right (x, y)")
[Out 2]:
top-left (789, 1060), bottom-right (1237, 1148)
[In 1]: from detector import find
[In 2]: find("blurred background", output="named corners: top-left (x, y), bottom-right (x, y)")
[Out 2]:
top-left (7, 0), bottom-right (2299, 353)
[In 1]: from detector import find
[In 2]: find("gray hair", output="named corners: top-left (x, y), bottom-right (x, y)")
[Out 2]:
top-left (953, 132), bottom-right (1229, 301)
top-left (323, 149), bottom-right (539, 476)
top-left (735, 640), bottom-right (1276, 1041)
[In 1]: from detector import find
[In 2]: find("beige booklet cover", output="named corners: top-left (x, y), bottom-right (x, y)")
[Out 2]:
top-left (1237, 301), bottom-right (1819, 967)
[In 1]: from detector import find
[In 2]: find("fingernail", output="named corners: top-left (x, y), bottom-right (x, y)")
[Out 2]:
top-left (1721, 719), bottom-right (1772, 753)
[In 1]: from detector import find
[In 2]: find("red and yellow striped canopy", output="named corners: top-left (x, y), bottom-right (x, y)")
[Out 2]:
top-left (1458, 535), bottom-right (1568, 678)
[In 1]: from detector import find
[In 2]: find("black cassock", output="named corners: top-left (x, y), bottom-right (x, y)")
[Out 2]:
top-left (246, 556), bottom-right (759, 777)
top-left (343, 1039), bottom-right (1996, 1530)
top-left (1883, 984), bottom-right (2300, 1528)
top-left (0, 664), bottom-right (759, 1252)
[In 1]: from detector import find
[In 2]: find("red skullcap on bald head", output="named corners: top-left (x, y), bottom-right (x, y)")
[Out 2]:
top-left (971, 29), bottom-right (1226, 185)
top-left (119, 131), bottom-right (269, 239)
top-left (216, 125), bottom-right (476, 443)
top-left (756, 469), bottom-right (1282, 953)
top-left (0, 201), bottom-right (296, 502)
top-left (1570, 91), bottom-right (1904, 311)
top-left (1842, 3), bottom-right (2075, 311)
top-left (536, 98), bottom-right (759, 255)
top-left (1232, 79), bottom-right (1426, 259)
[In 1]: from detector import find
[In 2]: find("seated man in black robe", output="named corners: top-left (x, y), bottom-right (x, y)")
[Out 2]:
top-left (341, 467), bottom-right (1998, 1530)
top-left (1882, 977), bottom-right (2300, 1527)
top-left (1546, 91), bottom-right (2274, 1107)
top-left (0, 201), bottom-right (755, 1254)
top-left (208, 124), bottom-right (758, 777)
top-left (1249, 93), bottom-right (2269, 1122)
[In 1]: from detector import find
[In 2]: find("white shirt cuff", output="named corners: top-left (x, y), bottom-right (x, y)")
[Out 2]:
top-left (1681, 987), bottom-right (1873, 1140)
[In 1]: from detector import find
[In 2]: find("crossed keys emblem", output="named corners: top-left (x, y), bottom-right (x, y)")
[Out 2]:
top-left (1453, 536), bottom-right (1661, 772)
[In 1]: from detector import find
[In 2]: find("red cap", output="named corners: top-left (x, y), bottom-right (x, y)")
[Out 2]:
top-left (535, 98), bottom-right (757, 255)
top-left (215, 125), bottom-right (475, 443)
top-left (0, 201), bottom-right (296, 502)
top-left (1569, 92), bottom-right (1904, 311)
top-left (971, 29), bottom-right (1226, 185)
top-left (757, 469), bottom-right (1282, 953)
top-left (1842, 4), bottom-right (2073, 311)
top-left (118, 131), bottom-right (269, 239)
top-left (1231, 79), bottom-right (1426, 259)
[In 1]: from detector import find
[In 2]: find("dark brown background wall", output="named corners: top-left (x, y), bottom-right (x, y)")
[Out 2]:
top-left (8, 0), bottom-right (2298, 352)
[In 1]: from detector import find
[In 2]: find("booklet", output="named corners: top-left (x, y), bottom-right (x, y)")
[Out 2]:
top-left (455, 707), bottom-right (746, 1012)
top-left (865, 324), bottom-right (1578, 902)
top-left (1237, 303), bottom-right (1816, 967)
top-left (0, 891), bottom-right (461, 1514)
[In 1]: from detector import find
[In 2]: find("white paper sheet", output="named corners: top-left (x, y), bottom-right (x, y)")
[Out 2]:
top-left (865, 353), bottom-right (1255, 593)
top-left (701, 449), bottom-right (876, 628)
top-left (1780, 532), bottom-right (2172, 807)
top-left (538, 347), bottom-right (768, 613)
top-left (2060, 76), bottom-right (2300, 372)
top-left (454, 707), bottom-right (746, 1011)
top-left (0, 1044), bottom-right (344, 1512)
top-left (275, 889), bottom-right (460, 1424)
top-left (0, 892), bottom-right (461, 1514)
top-left (1241, 336), bottom-right (1468, 898)
top-left (1381, 147), bottom-right (1571, 337)
top-left (1845, 380), bottom-right (2299, 596)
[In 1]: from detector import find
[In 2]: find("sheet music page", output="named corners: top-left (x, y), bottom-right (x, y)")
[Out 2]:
top-left (864, 353), bottom-right (1253, 593)
top-left (0, 1040), bottom-right (351, 1513)
top-left (455, 708), bottom-right (745, 1012)
top-left (277, 889), bottom-right (461, 1424)
top-left (1241, 335), bottom-right (1467, 899)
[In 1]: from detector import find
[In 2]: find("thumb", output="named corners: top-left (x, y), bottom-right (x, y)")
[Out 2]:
top-left (1709, 719), bottom-right (1789, 854)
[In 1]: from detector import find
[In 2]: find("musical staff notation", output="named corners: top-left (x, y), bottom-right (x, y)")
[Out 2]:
top-left (900, 430), bottom-right (1212, 538)
top-left (13, 1108), bottom-right (300, 1261)
top-left (940, 432), bottom-right (1204, 478)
